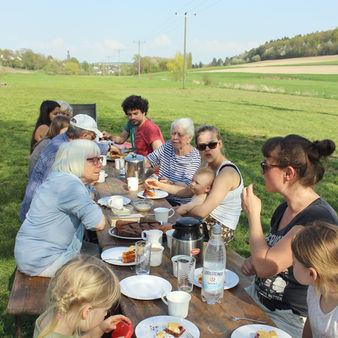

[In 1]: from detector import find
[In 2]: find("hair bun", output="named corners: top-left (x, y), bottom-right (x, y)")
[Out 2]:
top-left (313, 139), bottom-right (335, 158)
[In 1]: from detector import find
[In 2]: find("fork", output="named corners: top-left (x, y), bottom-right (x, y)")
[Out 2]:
top-left (231, 316), bottom-right (268, 324)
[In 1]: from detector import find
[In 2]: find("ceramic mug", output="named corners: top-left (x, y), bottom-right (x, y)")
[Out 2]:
top-left (161, 291), bottom-right (191, 318)
top-left (150, 245), bottom-right (164, 267)
top-left (97, 170), bottom-right (105, 183)
top-left (154, 207), bottom-right (175, 224)
top-left (127, 177), bottom-right (138, 191)
top-left (108, 195), bottom-right (123, 209)
top-left (141, 229), bottom-right (163, 246)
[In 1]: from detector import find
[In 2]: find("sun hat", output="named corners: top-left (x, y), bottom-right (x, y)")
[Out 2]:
top-left (70, 114), bottom-right (102, 138)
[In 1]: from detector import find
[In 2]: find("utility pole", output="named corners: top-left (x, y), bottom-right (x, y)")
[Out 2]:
top-left (176, 12), bottom-right (196, 89)
top-left (134, 40), bottom-right (145, 80)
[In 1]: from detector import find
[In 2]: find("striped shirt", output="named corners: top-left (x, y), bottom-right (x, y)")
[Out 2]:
top-left (146, 141), bottom-right (201, 204)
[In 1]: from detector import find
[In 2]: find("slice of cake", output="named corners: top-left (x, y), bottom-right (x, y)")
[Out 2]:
top-left (255, 330), bottom-right (278, 338)
top-left (122, 245), bottom-right (135, 263)
top-left (164, 322), bottom-right (186, 337)
top-left (143, 189), bottom-right (156, 198)
top-left (198, 271), bottom-right (203, 284)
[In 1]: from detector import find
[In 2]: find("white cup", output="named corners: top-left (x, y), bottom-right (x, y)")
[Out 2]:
top-left (97, 170), bottom-right (105, 183)
top-left (127, 177), bottom-right (138, 191)
top-left (161, 291), bottom-right (191, 318)
top-left (166, 229), bottom-right (175, 249)
top-left (154, 207), bottom-right (175, 224)
top-left (171, 255), bottom-right (185, 277)
top-left (141, 229), bottom-right (163, 246)
top-left (108, 195), bottom-right (123, 209)
top-left (150, 245), bottom-right (164, 267)
top-left (102, 155), bottom-right (107, 166)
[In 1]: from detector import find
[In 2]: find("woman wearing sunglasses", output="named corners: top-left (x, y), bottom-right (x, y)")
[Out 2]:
top-left (15, 140), bottom-right (105, 277)
top-left (241, 134), bottom-right (337, 337)
top-left (146, 125), bottom-right (243, 244)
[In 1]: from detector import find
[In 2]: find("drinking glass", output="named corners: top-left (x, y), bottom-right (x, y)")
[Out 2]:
top-left (177, 256), bottom-right (196, 292)
top-left (135, 241), bottom-right (151, 275)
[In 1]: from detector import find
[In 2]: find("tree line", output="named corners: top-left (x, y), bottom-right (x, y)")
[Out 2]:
top-left (209, 27), bottom-right (338, 66)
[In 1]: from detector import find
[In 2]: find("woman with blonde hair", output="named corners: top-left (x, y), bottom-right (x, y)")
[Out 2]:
top-left (34, 255), bottom-right (131, 337)
top-left (241, 134), bottom-right (337, 337)
top-left (291, 222), bottom-right (338, 338)
top-left (15, 140), bottom-right (105, 277)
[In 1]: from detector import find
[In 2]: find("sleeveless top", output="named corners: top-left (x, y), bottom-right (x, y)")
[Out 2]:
top-left (209, 160), bottom-right (243, 230)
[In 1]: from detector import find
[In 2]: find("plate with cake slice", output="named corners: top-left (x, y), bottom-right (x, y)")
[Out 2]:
top-left (101, 246), bottom-right (136, 266)
top-left (137, 189), bottom-right (168, 200)
top-left (193, 267), bottom-right (239, 290)
top-left (135, 315), bottom-right (200, 337)
top-left (231, 324), bottom-right (291, 337)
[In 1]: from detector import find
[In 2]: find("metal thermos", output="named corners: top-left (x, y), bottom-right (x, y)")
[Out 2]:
top-left (125, 153), bottom-right (145, 183)
top-left (170, 217), bottom-right (208, 264)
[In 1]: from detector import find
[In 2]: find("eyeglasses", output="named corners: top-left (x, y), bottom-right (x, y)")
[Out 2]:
top-left (87, 156), bottom-right (103, 165)
top-left (196, 141), bottom-right (219, 151)
top-left (260, 160), bottom-right (280, 173)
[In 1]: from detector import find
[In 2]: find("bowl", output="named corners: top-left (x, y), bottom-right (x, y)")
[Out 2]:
top-left (133, 199), bottom-right (154, 212)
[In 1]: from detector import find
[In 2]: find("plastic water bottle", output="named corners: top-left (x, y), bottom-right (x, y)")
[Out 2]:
top-left (201, 224), bottom-right (226, 304)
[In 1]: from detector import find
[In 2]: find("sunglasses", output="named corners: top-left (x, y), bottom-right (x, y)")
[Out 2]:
top-left (196, 141), bottom-right (218, 151)
top-left (260, 160), bottom-right (280, 173)
top-left (87, 156), bottom-right (104, 165)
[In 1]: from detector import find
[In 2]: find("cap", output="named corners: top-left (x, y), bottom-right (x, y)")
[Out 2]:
top-left (70, 114), bottom-right (102, 138)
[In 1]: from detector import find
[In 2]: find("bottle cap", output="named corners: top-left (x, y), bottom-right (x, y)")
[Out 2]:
top-left (212, 224), bottom-right (222, 235)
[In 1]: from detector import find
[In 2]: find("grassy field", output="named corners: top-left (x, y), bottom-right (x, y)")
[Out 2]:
top-left (0, 69), bottom-right (337, 336)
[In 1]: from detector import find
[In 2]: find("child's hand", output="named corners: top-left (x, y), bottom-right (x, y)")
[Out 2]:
top-left (100, 315), bottom-right (132, 333)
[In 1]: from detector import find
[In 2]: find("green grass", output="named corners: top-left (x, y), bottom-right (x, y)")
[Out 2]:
top-left (0, 70), bottom-right (337, 336)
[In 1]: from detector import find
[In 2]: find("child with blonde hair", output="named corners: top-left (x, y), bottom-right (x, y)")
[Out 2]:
top-left (176, 167), bottom-right (215, 215)
top-left (291, 222), bottom-right (338, 338)
top-left (34, 255), bottom-right (131, 337)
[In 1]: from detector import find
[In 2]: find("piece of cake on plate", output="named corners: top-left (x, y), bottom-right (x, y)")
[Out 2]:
top-left (122, 245), bottom-right (135, 263)
top-left (255, 330), bottom-right (278, 338)
top-left (164, 322), bottom-right (186, 337)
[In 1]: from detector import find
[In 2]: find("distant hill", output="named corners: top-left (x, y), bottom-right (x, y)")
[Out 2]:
top-left (225, 28), bottom-right (338, 66)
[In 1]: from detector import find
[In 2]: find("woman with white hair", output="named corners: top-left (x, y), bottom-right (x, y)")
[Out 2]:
top-left (15, 140), bottom-right (105, 277)
top-left (145, 118), bottom-right (201, 205)
top-left (57, 100), bottom-right (73, 117)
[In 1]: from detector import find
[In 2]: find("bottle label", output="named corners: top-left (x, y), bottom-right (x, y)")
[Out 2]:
top-left (202, 269), bottom-right (225, 291)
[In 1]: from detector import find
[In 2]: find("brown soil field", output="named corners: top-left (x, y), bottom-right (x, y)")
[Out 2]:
top-left (206, 55), bottom-right (338, 74)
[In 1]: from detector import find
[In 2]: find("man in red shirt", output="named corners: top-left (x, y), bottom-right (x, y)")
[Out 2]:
top-left (120, 95), bottom-right (164, 156)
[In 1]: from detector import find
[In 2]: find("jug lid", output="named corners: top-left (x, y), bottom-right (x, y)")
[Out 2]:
top-left (125, 152), bottom-right (144, 163)
top-left (174, 217), bottom-right (201, 229)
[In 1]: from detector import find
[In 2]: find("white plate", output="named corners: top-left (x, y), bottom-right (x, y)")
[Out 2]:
top-left (137, 190), bottom-right (168, 200)
top-left (97, 195), bottom-right (131, 206)
top-left (120, 275), bottom-right (172, 300)
top-left (231, 324), bottom-right (291, 338)
top-left (135, 315), bottom-right (200, 338)
top-left (193, 267), bottom-right (239, 289)
top-left (101, 247), bottom-right (135, 266)
top-left (108, 227), bottom-right (142, 240)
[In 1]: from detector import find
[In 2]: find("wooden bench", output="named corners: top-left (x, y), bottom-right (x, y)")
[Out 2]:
top-left (7, 270), bottom-right (50, 338)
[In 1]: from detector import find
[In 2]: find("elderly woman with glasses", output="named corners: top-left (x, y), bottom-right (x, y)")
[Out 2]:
top-left (144, 118), bottom-right (201, 205)
top-left (146, 125), bottom-right (243, 244)
top-left (15, 140), bottom-right (105, 277)
top-left (241, 134), bottom-right (337, 337)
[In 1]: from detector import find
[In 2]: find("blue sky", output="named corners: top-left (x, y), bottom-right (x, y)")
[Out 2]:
top-left (1, 0), bottom-right (337, 64)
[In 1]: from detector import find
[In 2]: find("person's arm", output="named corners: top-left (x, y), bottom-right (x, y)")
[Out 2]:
top-left (189, 166), bottom-right (240, 218)
top-left (176, 194), bottom-right (206, 215)
top-left (145, 178), bottom-right (193, 198)
top-left (82, 315), bottom-right (132, 338)
top-left (35, 124), bottom-right (49, 142)
top-left (102, 130), bottom-right (129, 144)
top-left (302, 318), bottom-right (312, 338)
top-left (151, 139), bottom-right (163, 151)
top-left (241, 256), bottom-right (257, 276)
top-left (241, 184), bottom-right (303, 278)
top-left (91, 215), bottom-right (105, 231)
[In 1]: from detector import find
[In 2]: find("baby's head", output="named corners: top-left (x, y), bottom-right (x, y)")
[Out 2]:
top-left (190, 167), bottom-right (215, 195)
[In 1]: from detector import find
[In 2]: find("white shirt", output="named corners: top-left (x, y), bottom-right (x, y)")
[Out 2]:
top-left (307, 285), bottom-right (338, 338)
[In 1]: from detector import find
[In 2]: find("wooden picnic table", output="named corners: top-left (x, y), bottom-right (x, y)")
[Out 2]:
top-left (94, 162), bottom-right (275, 337)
